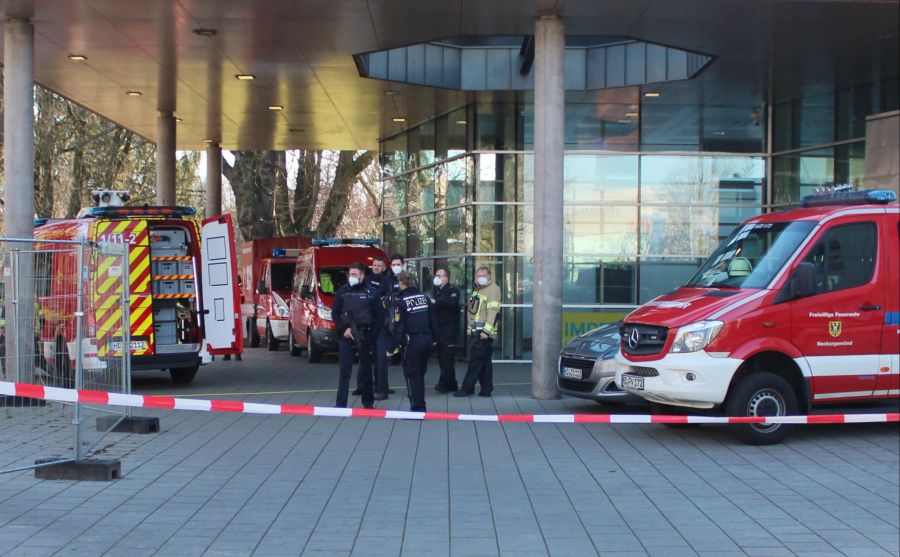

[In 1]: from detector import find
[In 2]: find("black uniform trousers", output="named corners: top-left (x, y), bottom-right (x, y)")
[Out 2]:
top-left (435, 338), bottom-right (458, 391)
top-left (402, 333), bottom-right (432, 412)
top-left (460, 337), bottom-right (493, 396)
top-left (337, 330), bottom-right (374, 408)
top-left (357, 324), bottom-right (385, 391)
top-left (374, 327), bottom-right (392, 394)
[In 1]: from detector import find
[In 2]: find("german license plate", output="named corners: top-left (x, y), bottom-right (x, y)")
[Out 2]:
top-left (111, 340), bottom-right (148, 351)
top-left (621, 374), bottom-right (644, 390)
top-left (562, 367), bottom-right (583, 380)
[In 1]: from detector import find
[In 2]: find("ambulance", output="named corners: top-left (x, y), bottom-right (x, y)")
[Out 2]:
top-left (615, 189), bottom-right (899, 444)
top-left (33, 191), bottom-right (241, 385)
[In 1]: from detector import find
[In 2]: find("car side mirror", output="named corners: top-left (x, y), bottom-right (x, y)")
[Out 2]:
top-left (790, 262), bottom-right (817, 299)
top-left (256, 279), bottom-right (269, 295)
top-left (300, 284), bottom-right (311, 299)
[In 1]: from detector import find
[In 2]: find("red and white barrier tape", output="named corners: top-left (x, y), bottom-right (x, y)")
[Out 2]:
top-left (2, 381), bottom-right (898, 425)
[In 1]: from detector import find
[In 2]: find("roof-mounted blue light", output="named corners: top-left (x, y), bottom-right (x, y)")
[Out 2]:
top-left (312, 238), bottom-right (381, 246)
top-left (801, 188), bottom-right (897, 208)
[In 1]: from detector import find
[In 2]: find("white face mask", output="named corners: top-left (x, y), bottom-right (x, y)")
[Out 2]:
top-left (433, 276), bottom-right (444, 287)
top-left (476, 276), bottom-right (489, 286)
top-left (348, 276), bottom-right (360, 286)
top-left (391, 265), bottom-right (403, 275)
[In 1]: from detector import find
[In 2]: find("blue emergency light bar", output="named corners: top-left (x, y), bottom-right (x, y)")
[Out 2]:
top-left (312, 238), bottom-right (381, 246)
top-left (801, 189), bottom-right (897, 208)
top-left (271, 248), bottom-right (303, 257)
top-left (81, 205), bottom-right (197, 218)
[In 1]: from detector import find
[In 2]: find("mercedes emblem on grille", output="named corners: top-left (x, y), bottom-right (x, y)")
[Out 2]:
top-left (627, 328), bottom-right (640, 349)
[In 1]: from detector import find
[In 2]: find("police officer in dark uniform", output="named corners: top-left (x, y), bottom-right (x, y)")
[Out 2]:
top-left (388, 271), bottom-right (437, 412)
top-left (353, 255), bottom-right (389, 396)
top-left (332, 262), bottom-right (380, 408)
top-left (431, 267), bottom-right (461, 392)
top-left (373, 254), bottom-right (404, 400)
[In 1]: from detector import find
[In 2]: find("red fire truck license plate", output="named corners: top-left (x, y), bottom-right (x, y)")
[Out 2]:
top-left (621, 374), bottom-right (644, 390)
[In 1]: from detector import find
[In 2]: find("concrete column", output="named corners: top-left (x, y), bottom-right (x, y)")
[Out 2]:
top-left (156, 111), bottom-right (177, 205)
top-left (531, 14), bottom-right (564, 400)
top-left (3, 18), bottom-right (35, 382)
top-left (205, 143), bottom-right (223, 218)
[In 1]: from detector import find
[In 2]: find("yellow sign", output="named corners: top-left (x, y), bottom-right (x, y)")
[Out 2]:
top-left (828, 321), bottom-right (842, 338)
top-left (562, 311), bottom-right (628, 343)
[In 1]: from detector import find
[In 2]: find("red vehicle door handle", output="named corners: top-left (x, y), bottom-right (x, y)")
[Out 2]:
top-left (860, 304), bottom-right (881, 311)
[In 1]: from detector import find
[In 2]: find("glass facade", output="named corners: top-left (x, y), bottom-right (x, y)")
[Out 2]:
top-left (380, 78), bottom-right (899, 360)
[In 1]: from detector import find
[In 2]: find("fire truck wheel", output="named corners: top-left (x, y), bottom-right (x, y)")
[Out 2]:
top-left (54, 337), bottom-right (73, 389)
top-left (726, 372), bottom-right (798, 445)
top-left (266, 320), bottom-right (280, 351)
top-left (248, 318), bottom-right (260, 348)
top-left (288, 325), bottom-right (303, 357)
top-left (651, 403), bottom-right (703, 429)
top-left (307, 331), bottom-right (322, 363)
top-left (170, 365), bottom-right (198, 385)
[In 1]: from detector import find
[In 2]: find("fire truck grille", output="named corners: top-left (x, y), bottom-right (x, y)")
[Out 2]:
top-left (620, 324), bottom-right (668, 356)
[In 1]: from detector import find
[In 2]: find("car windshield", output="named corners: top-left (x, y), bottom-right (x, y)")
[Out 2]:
top-left (271, 263), bottom-right (295, 291)
top-left (686, 221), bottom-right (816, 289)
top-left (318, 267), bottom-right (348, 294)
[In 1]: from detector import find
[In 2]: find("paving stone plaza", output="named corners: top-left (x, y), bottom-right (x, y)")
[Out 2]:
top-left (0, 349), bottom-right (897, 557)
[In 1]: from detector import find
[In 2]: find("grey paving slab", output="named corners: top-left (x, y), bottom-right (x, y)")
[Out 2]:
top-left (0, 350), bottom-right (897, 557)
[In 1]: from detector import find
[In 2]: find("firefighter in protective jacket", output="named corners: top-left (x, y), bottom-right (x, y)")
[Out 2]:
top-left (455, 265), bottom-right (501, 397)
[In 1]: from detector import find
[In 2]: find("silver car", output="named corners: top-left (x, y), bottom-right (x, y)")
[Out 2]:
top-left (558, 322), bottom-right (642, 405)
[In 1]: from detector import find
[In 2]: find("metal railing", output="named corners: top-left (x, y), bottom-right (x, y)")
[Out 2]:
top-left (1, 237), bottom-right (133, 474)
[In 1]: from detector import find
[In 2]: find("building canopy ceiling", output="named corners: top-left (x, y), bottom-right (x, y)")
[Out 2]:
top-left (0, 0), bottom-right (897, 150)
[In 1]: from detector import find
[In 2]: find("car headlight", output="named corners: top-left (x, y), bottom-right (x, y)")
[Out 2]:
top-left (317, 303), bottom-right (332, 320)
top-left (670, 321), bottom-right (724, 353)
top-left (274, 305), bottom-right (290, 318)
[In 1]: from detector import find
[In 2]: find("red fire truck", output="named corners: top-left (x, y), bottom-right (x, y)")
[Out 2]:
top-left (616, 189), bottom-right (899, 444)
top-left (33, 196), bottom-right (241, 385)
top-left (288, 239), bottom-right (387, 362)
top-left (239, 237), bottom-right (311, 350)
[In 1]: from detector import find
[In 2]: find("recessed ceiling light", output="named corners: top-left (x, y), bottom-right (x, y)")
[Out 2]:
top-left (235, 74), bottom-right (255, 81)
top-left (616, 119), bottom-right (632, 124)
top-left (203, 138), bottom-right (214, 144)
top-left (125, 90), bottom-right (142, 96)
top-left (68, 54), bottom-right (87, 61)
top-left (624, 111), bottom-right (639, 117)
top-left (392, 117), bottom-right (407, 123)
top-left (455, 120), bottom-right (467, 125)
top-left (268, 105), bottom-right (284, 111)
top-left (174, 117), bottom-right (183, 123)
top-left (384, 90), bottom-right (397, 96)
top-left (643, 91), bottom-right (661, 98)
top-left (192, 28), bottom-right (217, 37)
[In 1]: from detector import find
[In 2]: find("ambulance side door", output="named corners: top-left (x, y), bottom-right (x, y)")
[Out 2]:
top-left (789, 217), bottom-right (884, 402)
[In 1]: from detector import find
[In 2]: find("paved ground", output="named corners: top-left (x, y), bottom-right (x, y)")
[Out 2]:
top-left (0, 347), bottom-right (898, 557)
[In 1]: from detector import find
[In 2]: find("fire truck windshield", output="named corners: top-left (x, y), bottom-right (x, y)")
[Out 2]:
top-left (270, 262), bottom-right (295, 292)
top-left (686, 221), bottom-right (816, 289)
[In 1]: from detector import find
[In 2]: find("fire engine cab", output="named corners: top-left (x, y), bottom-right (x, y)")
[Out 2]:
top-left (34, 191), bottom-right (241, 385)
top-left (615, 189), bottom-right (899, 444)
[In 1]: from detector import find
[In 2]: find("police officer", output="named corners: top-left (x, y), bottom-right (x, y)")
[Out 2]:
top-left (455, 266), bottom-right (501, 397)
top-left (431, 267), bottom-right (461, 393)
top-left (373, 254), bottom-right (404, 400)
top-left (332, 262), bottom-right (380, 409)
top-left (388, 271), bottom-right (437, 412)
top-left (353, 255), bottom-right (389, 396)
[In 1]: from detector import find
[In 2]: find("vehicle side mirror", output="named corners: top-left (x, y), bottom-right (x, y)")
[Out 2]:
top-left (300, 284), bottom-right (311, 299)
top-left (256, 279), bottom-right (269, 295)
top-left (790, 262), bottom-right (817, 299)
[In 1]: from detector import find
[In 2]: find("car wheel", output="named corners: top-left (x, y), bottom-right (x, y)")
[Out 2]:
top-left (307, 330), bottom-right (322, 363)
top-left (170, 364), bottom-right (199, 385)
top-left (266, 320), bottom-right (280, 351)
top-left (726, 372), bottom-right (798, 445)
top-left (248, 318), bottom-right (260, 348)
top-left (289, 323), bottom-right (302, 356)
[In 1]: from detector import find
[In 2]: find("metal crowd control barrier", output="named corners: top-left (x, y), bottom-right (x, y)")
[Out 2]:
top-left (0, 237), bottom-right (137, 479)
